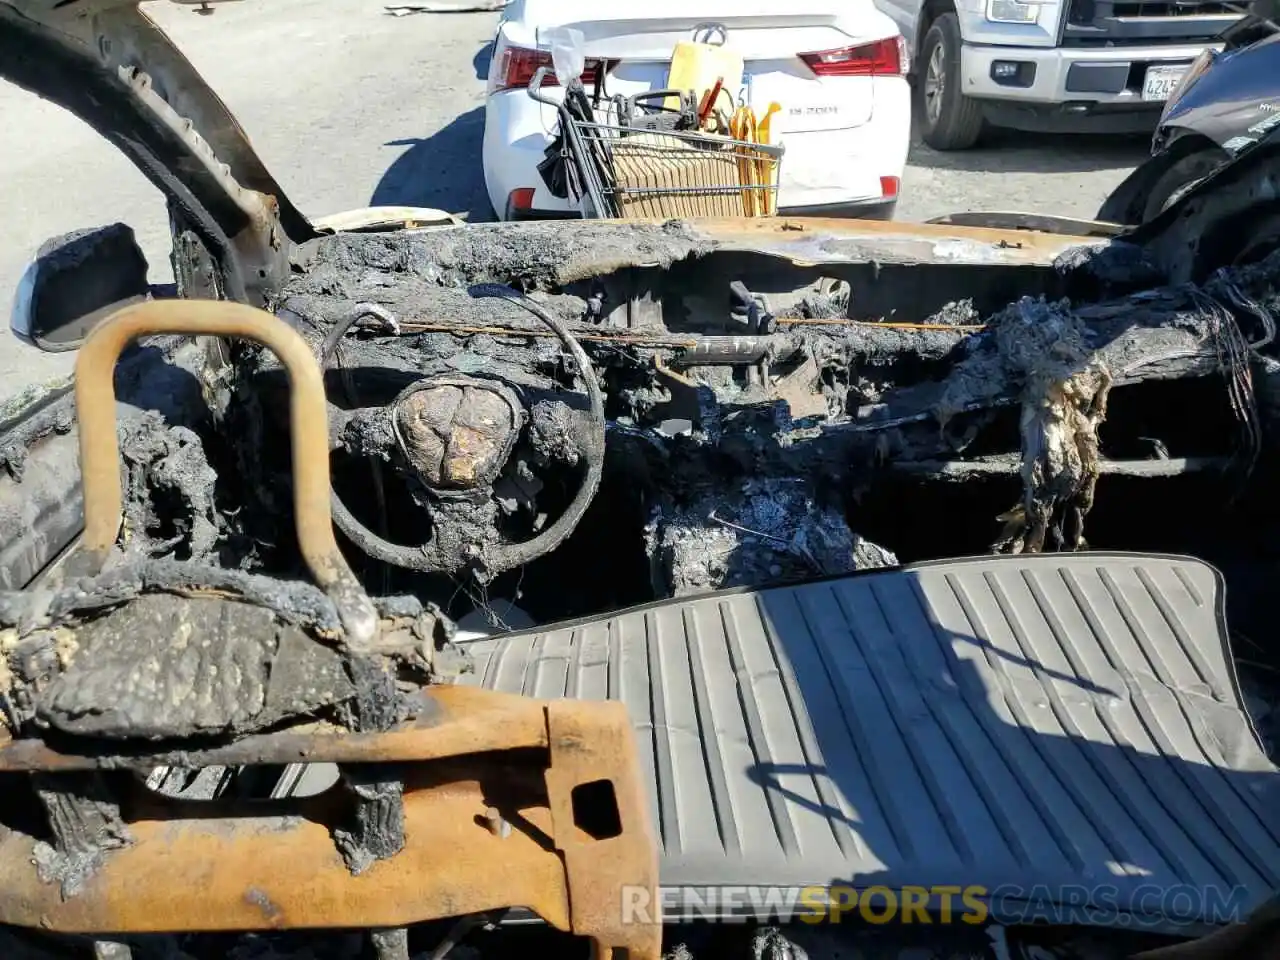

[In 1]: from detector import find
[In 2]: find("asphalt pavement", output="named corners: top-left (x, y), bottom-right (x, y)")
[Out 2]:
top-left (0, 0), bottom-right (1150, 397)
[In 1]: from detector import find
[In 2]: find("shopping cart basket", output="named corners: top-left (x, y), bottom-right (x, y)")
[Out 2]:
top-left (528, 67), bottom-right (784, 220)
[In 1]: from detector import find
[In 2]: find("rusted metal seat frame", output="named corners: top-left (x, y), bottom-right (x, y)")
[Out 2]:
top-left (0, 301), bottom-right (660, 960)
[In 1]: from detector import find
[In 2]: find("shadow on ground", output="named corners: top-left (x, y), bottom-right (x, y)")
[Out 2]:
top-left (909, 126), bottom-right (1151, 175)
top-left (474, 40), bottom-right (493, 81)
top-left (370, 106), bottom-right (496, 222)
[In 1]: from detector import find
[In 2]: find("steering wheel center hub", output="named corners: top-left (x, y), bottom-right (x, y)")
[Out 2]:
top-left (393, 377), bottom-right (524, 492)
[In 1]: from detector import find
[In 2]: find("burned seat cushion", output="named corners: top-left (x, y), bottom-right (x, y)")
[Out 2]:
top-left (36, 593), bottom-right (354, 740)
top-left (460, 553), bottom-right (1280, 929)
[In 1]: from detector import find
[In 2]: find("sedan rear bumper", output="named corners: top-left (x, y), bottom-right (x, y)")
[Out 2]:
top-left (779, 198), bottom-right (897, 221)
top-left (514, 198), bottom-right (898, 222)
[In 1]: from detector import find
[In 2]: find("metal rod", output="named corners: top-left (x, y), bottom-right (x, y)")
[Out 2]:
top-left (673, 335), bottom-right (801, 365)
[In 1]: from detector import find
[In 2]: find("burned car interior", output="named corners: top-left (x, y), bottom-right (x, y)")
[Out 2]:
top-left (3, 2), bottom-right (1280, 960)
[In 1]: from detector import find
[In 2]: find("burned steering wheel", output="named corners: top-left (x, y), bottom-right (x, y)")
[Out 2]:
top-left (322, 285), bottom-right (606, 579)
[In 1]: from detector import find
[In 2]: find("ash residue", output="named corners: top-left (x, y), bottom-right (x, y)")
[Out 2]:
top-left (331, 770), bottom-right (405, 875)
top-left (31, 831), bottom-right (127, 901)
top-left (933, 296), bottom-right (1090, 425)
top-left (0, 377), bottom-right (73, 428)
top-left (32, 772), bottom-right (133, 898)
top-left (0, 382), bottom-right (74, 481)
top-left (288, 219), bottom-right (712, 293)
top-left (794, 298), bottom-right (980, 379)
top-left (279, 284), bottom-right (589, 335)
top-left (927, 287), bottom-right (1228, 431)
top-left (339, 653), bottom-right (418, 732)
top-left (0, 562), bottom-right (451, 738)
top-left (1055, 238), bottom-right (1162, 298)
top-left (0, 625), bottom-right (77, 731)
top-left (807, 323), bottom-right (969, 373)
top-left (120, 412), bottom-right (222, 561)
top-left (929, 298), bottom-right (982, 327)
top-left (1208, 245), bottom-right (1280, 321)
top-left (781, 280), bottom-right (851, 321)
top-left (528, 400), bottom-right (585, 465)
top-left (1, 560), bottom-right (347, 636)
top-left (33, 593), bottom-right (354, 741)
top-left (921, 295), bottom-right (1121, 552)
top-left (646, 478), bottom-right (897, 597)
top-left (274, 219), bottom-right (716, 370)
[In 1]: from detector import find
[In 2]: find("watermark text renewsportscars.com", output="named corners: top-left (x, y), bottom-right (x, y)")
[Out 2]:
top-left (620, 884), bottom-right (1254, 927)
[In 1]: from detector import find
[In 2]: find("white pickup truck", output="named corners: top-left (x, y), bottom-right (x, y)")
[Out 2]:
top-left (875, 0), bottom-right (1241, 148)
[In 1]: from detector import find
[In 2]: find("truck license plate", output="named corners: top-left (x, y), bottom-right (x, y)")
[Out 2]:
top-left (1142, 64), bottom-right (1186, 102)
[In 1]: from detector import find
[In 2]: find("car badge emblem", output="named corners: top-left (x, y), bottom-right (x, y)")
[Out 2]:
top-left (692, 22), bottom-right (729, 46)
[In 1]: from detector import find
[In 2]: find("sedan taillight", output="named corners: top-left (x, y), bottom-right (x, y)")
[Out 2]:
top-left (800, 36), bottom-right (907, 77)
top-left (490, 44), bottom-right (608, 93)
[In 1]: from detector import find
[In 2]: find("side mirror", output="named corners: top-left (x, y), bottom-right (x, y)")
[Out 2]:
top-left (10, 224), bottom-right (150, 353)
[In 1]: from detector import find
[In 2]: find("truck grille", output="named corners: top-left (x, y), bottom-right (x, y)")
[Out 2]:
top-left (1063, 0), bottom-right (1241, 44)
top-left (1110, 0), bottom-right (1235, 15)
top-left (1067, 0), bottom-right (1235, 22)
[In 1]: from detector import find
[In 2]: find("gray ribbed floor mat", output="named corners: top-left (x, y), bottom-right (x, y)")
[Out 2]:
top-left (458, 553), bottom-right (1280, 929)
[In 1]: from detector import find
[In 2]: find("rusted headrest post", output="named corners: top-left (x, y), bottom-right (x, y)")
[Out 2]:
top-left (73, 299), bottom-right (377, 647)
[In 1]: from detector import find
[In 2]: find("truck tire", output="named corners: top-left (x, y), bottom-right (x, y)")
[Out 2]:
top-left (1141, 147), bottom-right (1227, 222)
top-left (917, 13), bottom-right (985, 151)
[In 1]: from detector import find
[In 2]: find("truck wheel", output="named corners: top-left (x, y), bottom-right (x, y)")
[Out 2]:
top-left (917, 13), bottom-right (985, 151)
top-left (1141, 148), bottom-right (1227, 221)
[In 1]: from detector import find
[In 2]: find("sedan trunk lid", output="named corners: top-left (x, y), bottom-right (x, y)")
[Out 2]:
top-left (507, 1), bottom-right (898, 136)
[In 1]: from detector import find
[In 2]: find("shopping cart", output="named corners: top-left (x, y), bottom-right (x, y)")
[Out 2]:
top-left (527, 66), bottom-right (784, 220)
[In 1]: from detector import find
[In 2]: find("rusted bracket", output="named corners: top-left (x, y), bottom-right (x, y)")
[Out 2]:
top-left (0, 689), bottom-right (660, 960)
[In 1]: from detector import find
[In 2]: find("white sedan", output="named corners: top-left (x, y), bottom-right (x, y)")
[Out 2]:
top-left (482, 1), bottom-right (912, 221)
